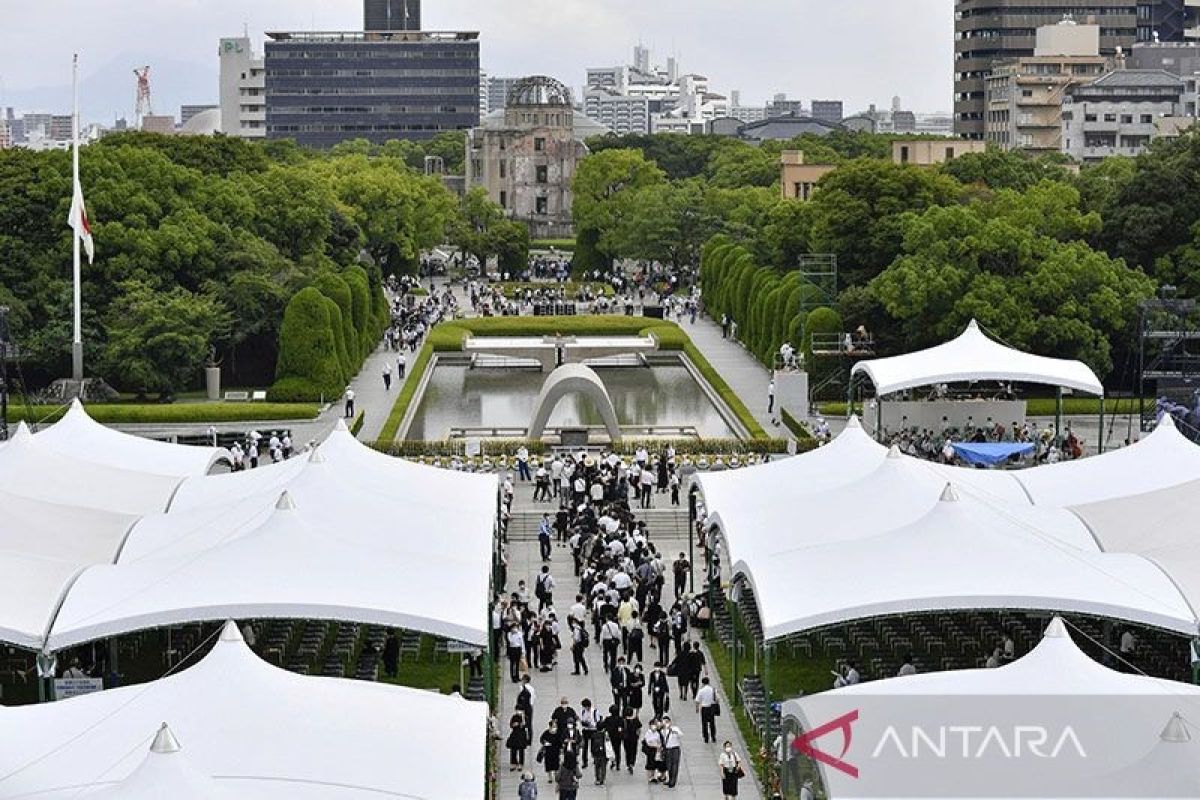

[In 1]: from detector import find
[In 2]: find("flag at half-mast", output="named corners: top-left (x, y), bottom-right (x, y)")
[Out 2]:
top-left (67, 175), bottom-right (94, 264)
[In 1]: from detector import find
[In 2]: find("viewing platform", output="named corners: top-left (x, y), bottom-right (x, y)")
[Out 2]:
top-left (461, 333), bottom-right (658, 371)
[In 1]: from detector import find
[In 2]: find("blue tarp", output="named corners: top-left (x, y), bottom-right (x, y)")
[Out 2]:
top-left (950, 441), bottom-right (1035, 467)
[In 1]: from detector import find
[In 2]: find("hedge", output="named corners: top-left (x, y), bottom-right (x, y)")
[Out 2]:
top-left (780, 407), bottom-right (817, 445)
top-left (377, 316), bottom-right (770, 442)
top-left (532, 238), bottom-right (577, 252)
top-left (495, 282), bottom-right (616, 299)
top-left (270, 287), bottom-right (345, 401)
top-left (10, 402), bottom-right (319, 425)
top-left (313, 271), bottom-right (357, 374)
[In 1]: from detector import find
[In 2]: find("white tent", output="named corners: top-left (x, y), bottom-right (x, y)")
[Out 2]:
top-left (34, 400), bottom-right (230, 476)
top-left (850, 319), bottom-right (1104, 397)
top-left (1012, 414), bottom-right (1200, 506)
top-left (0, 423), bottom-right (182, 514)
top-left (47, 489), bottom-right (490, 650)
top-left (84, 725), bottom-right (234, 800)
top-left (781, 618), bottom-right (1200, 799)
top-left (743, 485), bottom-right (1194, 641)
top-left (1073, 477), bottom-right (1200, 620)
top-left (0, 490), bottom-right (138, 649)
top-left (0, 622), bottom-right (488, 800)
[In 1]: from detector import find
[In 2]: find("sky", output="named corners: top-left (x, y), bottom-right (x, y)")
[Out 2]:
top-left (0, 0), bottom-right (953, 123)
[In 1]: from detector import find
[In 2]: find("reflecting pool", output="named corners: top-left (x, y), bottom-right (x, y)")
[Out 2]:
top-left (406, 364), bottom-right (735, 439)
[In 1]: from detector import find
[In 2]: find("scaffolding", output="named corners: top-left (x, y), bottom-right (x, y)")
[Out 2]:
top-left (1137, 295), bottom-right (1200, 440)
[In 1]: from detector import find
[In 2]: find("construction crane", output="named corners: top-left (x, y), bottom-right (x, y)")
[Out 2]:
top-left (133, 66), bottom-right (152, 127)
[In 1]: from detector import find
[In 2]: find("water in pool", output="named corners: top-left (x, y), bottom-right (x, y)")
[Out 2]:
top-left (406, 364), bottom-right (735, 439)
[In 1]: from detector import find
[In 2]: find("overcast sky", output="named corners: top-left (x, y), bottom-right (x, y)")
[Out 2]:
top-left (0, 0), bottom-right (952, 120)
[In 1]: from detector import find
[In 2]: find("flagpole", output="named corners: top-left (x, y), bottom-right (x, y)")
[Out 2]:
top-left (71, 53), bottom-right (83, 382)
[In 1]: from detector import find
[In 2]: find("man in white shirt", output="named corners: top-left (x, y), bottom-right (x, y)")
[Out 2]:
top-left (660, 716), bottom-right (683, 787)
top-left (600, 618), bottom-right (622, 671)
top-left (505, 626), bottom-right (525, 683)
top-left (695, 676), bottom-right (718, 743)
top-left (569, 594), bottom-right (588, 627)
top-left (550, 456), bottom-right (564, 497)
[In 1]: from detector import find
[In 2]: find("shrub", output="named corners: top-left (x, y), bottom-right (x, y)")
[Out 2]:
top-left (532, 238), bottom-right (577, 252)
top-left (272, 287), bottom-right (345, 401)
top-left (314, 271), bottom-right (357, 373)
top-left (13, 402), bottom-right (318, 425)
top-left (343, 265), bottom-right (374, 360)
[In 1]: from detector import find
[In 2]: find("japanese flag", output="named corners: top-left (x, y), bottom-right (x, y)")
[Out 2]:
top-left (67, 176), bottom-right (94, 264)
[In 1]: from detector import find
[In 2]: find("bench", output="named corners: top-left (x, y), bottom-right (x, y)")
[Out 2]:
top-left (223, 391), bottom-right (250, 401)
top-left (252, 390), bottom-right (267, 401)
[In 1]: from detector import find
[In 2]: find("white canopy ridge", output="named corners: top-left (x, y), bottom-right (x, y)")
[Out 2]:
top-left (36, 399), bottom-right (231, 476)
top-left (851, 319), bottom-right (1104, 397)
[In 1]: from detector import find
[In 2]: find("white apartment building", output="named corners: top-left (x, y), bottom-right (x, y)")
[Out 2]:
top-left (218, 36), bottom-right (266, 138)
top-left (584, 86), bottom-right (650, 134)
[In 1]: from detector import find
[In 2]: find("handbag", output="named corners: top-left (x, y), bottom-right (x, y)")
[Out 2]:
top-left (735, 762), bottom-right (746, 779)
top-left (712, 700), bottom-right (721, 717)
top-left (536, 746), bottom-right (545, 763)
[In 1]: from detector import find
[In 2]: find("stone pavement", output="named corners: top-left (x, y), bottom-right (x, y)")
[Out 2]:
top-left (497, 487), bottom-right (762, 800)
top-left (683, 313), bottom-right (782, 437)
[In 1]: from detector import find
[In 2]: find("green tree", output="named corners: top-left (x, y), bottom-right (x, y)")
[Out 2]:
top-left (940, 148), bottom-right (1070, 190)
top-left (573, 148), bottom-right (666, 237)
top-left (807, 158), bottom-right (962, 287)
top-left (450, 187), bottom-right (505, 269)
top-left (606, 180), bottom-right (719, 270)
top-left (492, 220), bottom-right (531, 274)
top-left (103, 282), bottom-right (231, 398)
top-left (706, 146), bottom-right (779, 188)
top-left (272, 287), bottom-right (345, 401)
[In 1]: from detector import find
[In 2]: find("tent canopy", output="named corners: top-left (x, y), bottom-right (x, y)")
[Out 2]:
top-left (0, 622), bottom-right (488, 799)
top-left (851, 319), bottom-right (1104, 397)
top-left (742, 486), bottom-right (1193, 641)
top-left (36, 399), bottom-right (230, 476)
top-left (48, 489), bottom-right (491, 650)
top-left (782, 618), bottom-right (1200, 799)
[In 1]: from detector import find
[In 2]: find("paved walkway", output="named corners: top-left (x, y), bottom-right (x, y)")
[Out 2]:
top-left (497, 489), bottom-right (761, 800)
top-left (684, 313), bottom-right (781, 436)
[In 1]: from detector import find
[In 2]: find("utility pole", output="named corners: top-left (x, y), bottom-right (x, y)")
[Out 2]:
top-left (0, 305), bottom-right (8, 441)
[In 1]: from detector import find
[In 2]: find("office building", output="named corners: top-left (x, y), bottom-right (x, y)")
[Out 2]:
top-left (141, 115), bottom-right (176, 134)
top-left (985, 21), bottom-right (1109, 153)
top-left (954, 0), bottom-right (1196, 139)
top-left (584, 86), bottom-right (650, 134)
top-left (218, 36), bottom-right (266, 138)
top-left (1130, 39), bottom-right (1200, 73)
top-left (486, 75), bottom-right (527, 112)
top-left (811, 100), bottom-right (844, 124)
top-left (893, 139), bottom-right (986, 165)
top-left (364, 0), bottom-right (420, 31)
top-left (780, 151), bottom-right (837, 201)
top-left (767, 94), bottom-right (805, 117)
top-left (180, 104), bottom-right (218, 126)
top-left (1062, 68), bottom-right (1191, 160)
top-left (0, 121), bottom-right (11, 150)
top-left (466, 76), bottom-right (587, 239)
top-left (48, 115), bottom-right (74, 141)
top-left (264, 30), bottom-right (480, 147)
top-left (22, 113), bottom-right (52, 139)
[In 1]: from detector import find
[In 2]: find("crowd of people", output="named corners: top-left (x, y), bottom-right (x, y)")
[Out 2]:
top-left (496, 448), bottom-right (747, 798)
top-left (882, 420), bottom-right (1085, 465)
top-left (227, 430), bottom-right (294, 471)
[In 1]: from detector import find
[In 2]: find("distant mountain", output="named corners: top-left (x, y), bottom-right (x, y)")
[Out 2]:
top-left (4, 51), bottom-right (217, 126)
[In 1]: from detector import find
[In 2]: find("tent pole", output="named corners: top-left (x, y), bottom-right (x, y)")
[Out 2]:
top-left (688, 486), bottom-right (697, 595)
top-left (876, 393), bottom-right (882, 442)
top-left (1055, 387), bottom-right (1063, 450)
top-left (1098, 395), bottom-right (1106, 455)
top-left (763, 641), bottom-right (774, 769)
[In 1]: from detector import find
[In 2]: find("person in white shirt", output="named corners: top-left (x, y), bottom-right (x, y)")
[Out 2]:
top-left (897, 655), bottom-right (917, 677)
top-left (550, 456), bottom-right (564, 497)
top-left (1120, 630), bottom-right (1137, 655)
top-left (660, 716), bottom-right (683, 788)
top-left (695, 676), bottom-right (718, 743)
top-left (985, 647), bottom-right (1002, 669)
top-left (505, 625), bottom-right (525, 683)
top-left (343, 387), bottom-right (355, 418)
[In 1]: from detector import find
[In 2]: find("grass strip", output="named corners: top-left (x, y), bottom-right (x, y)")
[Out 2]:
top-left (9, 402), bottom-right (318, 425)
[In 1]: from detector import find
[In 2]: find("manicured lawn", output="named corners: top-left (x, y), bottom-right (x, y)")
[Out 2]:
top-left (9, 402), bottom-right (319, 425)
top-left (376, 635), bottom-right (466, 694)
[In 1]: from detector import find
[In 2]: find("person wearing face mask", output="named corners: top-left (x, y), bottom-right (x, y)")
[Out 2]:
top-left (539, 721), bottom-right (561, 784)
top-left (642, 719), bottom-right (665, 784)
top-left (719, 741), bottom-right (744, 798)
top-left (621, 706), bottom-right (642, 775)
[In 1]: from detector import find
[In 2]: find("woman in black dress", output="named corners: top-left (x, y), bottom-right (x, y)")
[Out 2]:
top-left (621, 707), bottom-right (642, 775)
top-left (626, 663), bottom-right (646, 713)
top-left (649, 665), bottom-right (670, 719)
top-left (507, 712), bottom-right (529, 771)
top-left (540, 721), bottom-right (561, 783)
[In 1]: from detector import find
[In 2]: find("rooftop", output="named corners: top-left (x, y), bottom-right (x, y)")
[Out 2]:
top-left (1089, 68), bottom-right (1185, 87)
top-left (266, 31), bottom-right (478, 43)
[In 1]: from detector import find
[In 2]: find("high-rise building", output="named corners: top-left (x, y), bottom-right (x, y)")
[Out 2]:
top-left (0, 121), bottom-right (11, 150)
top-left (364, 0), bottom-right (420, 31)
top-left (811, 100), bottom-right (844, 124)
top-left (584, 87), bottom-right (650, 134)
top-left (218, 36), bottom-right (266, 138)
top-left (954, 0), bottom-right (1194, 139)
top-left (486, 76), bottom-right (525, 112)
top-left (264, 30), bottom-right (480, 147)
top-left (49, 115), bottom-right (74, 141)
top-left (22, 113), bottom-right (52, 138)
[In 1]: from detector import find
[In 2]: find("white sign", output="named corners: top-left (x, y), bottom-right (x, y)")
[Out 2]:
top-left (446, 640), bottom-right (477, 654)
top-left (54, 677), bottom-right (103, 700)
top-left (465, 438), bottom-right (482, 457)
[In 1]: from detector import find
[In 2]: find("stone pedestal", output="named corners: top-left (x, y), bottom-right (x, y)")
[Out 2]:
top-left (205, 367), bottom-right (221, 401)
top-left (775, 369), bottom-right (810, 421)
